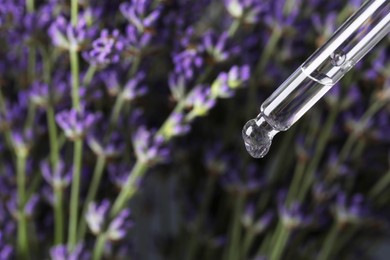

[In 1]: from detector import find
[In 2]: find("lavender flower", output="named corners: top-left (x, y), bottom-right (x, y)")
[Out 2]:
top-left (159, 112), bottom-right (191, 140)
top-left (202, 31), bottom-right (238, 63)
top-left (56, 108), bottom-right (99, 140)
top-left (173, 49), bottom-right (204, 80)
top-left (108, 163), bottom-right (133, 190)
top-left (333, 193), bottom-right (369, 225)
top-left (50, 244), bottom-right (88, 260)
top-left (86, 200), bottom-right (132, 241)
top-left (101, 70), bottom-right (121, 97)
top-left (185, 86), bottom-right (216, 119)
top-left (29, 81), bottom-right (67, 108)
top-left (0, 233), bottom-right (13, 260)
top-left (7, 194), bottom-right (39, 219)
top-left (211, 65), bottom-right (250, 98)
top-left (122, 72), bottom-right (148, 101)
top-left (11, 129), bottom-right (33, 158)
top-left (48, 16), bottom-right (92, 51)
top-left (132, 126), bottom-right (170, 164)
top-left (83, 29), bottom-right (123, 67)
top-left (120, 0), bottom-right (162, 33)
top-left (224, 0), bottom-right (267, 24)
top-left (40, 160), bottom-right (71, 190)
top-left (279, 202), bottom-right (312, 230)
top-left (87, 132), bottom-right (125, 159)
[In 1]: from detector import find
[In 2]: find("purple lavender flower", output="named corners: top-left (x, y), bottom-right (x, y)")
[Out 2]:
top-left (0, 232), bottom-right (13, 260)
top-left (173, 49), bottom-right (204, 80)
top-left (108, 163), bottom-right (133, 190)
top-left (83, 29), bottom-right (123, 67)
top-left (29, 81), bottom-right (67, 108)
top-left (122, 72), bottom-right (148, 101)
top-left (224, 0), bottom-right (267, 24)
top-left (159, 112), bottom-right (191, 140)
top-left (132, 126), bottom-right (170, 164)
top-left (86, 200), bottom-right (111, 235)
top-left (169, 74), bottom-right (187, 101)
top-left (48, 16), bottom-right (92, 51)
top-left (279, 202), bottom-right (312, 230)
top-left (120, 0), bottom-right (162, 33)
top-left (122, 25), bottom-right (153, 58)
top-left (252, 211), bottom-right (274, 234)
top-left (101, 70), bottom-right (121, 97)
top-left (265, 0), bottom-right (301, 28)
top-left (55, 108), bottom-right (100, 140)
top-left (11, 129), bottom-right (33, 158)
top-left (333, 193), bottom-right (369, 225)
top-left (86, 200), bottom-right (132, 241)
top-left (7, 194), bottom-right (39, 219)
top-left (40, 160), bottom-right (71, 190)
top-left (185, 86), bottom-right (216, 119)
top-left (202, 31), bottom-right (239, 63)
top-left (106, 208), bottom-right (133, 241)
top-left (87, 132), bottom-right (125, 159)
top-left (211, 65), bottom-right (250, 98)
top-left (50, 244), bottom-right (88, 260)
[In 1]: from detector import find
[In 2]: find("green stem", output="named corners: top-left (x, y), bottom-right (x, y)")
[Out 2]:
top-left (227, 194), bottom-right (245, 260)
top-left (25, 103), bottom-right (36, 130)
top-left (109, 95), bottom-right (125, 130)
top-left (257, 230), bottom-right (272, 256)
top-left (369, 168), bottom-right (390, 199)
top-left (283, 0), bottom-right (297, 14)
top-left (26, 0), bottom-right (34, 12)
top-left (228, 20), bottom-right (241, 38)
top-left (269, 225), bottom-right (290, 260)
top-left (47, 106), bottom-right (63, 244)
top-left (47, 107), bottom-right (59, 168)
top-left (28, 47), bottom-right (36, 84)
top-left (242, 229), bottom-right (256, 258)
top-left (317, 224), bottom-right (339, 260)
top-left (286, 159), bottom-right (306, 205)
top-left (82, 65), bottom-right (97, 86)
top-left (110, 160), bottom-right (148, 218)
top-left (92, 234), bottom-right (107, 260)
top-left (78, 156), bottom-right (106, 240)
top-left (338, 101), bottom-right (384, 164)
top-left (70, 50), bottom-right (80, 110)
top-left (54, 187), bottom-right (64, 245)
top-left (186, 176), bottom-right (216, 260)
top-left (71, 0), bottom-right (78, 26)
top-left (17, 155), bottom-right (29, 259)
top-left (297, 105), bottom-right (339, 201)
top-left (67, 139), bottom-right (83, 251)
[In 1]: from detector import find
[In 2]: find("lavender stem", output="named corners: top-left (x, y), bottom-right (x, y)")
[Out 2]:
top-left (68, 139), bottom-right (83, 250)
top-left (16, 155), bottom-right (29, 259)
top-left (317, 224), bottom-right (339, 260)
top-left (77, 156), bottom-right (106, 240)
top-left (269, 224), bottom-right (290, 260)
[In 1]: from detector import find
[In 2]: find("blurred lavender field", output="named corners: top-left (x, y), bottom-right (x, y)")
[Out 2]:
top-left (1, 0), bottom-right (390, 259)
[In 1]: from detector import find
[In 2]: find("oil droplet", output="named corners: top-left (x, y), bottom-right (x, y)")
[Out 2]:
top-left (330, 50), bottom-right (346, 66)
top-left (242, 115), bottom-right (279, 158)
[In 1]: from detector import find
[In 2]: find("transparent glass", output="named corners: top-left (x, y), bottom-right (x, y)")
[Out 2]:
top-left (243, 0), bottom-right (390, 158)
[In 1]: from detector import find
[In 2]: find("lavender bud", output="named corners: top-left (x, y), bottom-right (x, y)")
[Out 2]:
top-left (56, 108), bottom-right (100, 141)
top-left (185, 86), bottom-right (216, 120)
top-left (40, 160), bottom-right (71, 190)
top-left (159, 112), bottom-right (191, 140)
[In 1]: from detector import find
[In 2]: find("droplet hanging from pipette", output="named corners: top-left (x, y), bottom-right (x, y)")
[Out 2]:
top-left (242, 114), bottom-right (279, 158)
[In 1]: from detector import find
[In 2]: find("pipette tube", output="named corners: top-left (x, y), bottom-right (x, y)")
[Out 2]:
top-left (243, 0), bottom-right (390, 158)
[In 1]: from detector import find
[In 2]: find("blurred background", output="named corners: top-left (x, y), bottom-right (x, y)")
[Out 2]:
top-left (0, 0), bottom-right (390, 259)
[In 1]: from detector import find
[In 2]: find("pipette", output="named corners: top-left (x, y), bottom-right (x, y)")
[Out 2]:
top-left (242, 0), bottom-right (390, 158)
